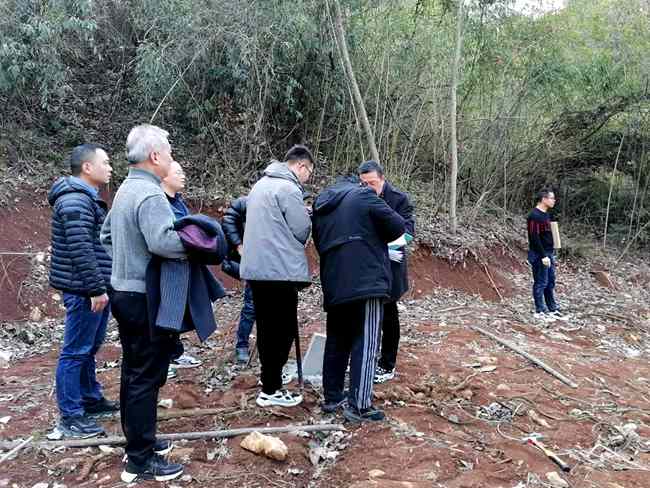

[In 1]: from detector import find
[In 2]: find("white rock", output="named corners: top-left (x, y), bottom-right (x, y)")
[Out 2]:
top-left (545, 471), bottom-right (569, 488)
top-left (31, 484), bottom-right (49, 488)
top-left (158, 398), bottom-right (173, 409)
top-left (0, 416), bottom-right (11, 424)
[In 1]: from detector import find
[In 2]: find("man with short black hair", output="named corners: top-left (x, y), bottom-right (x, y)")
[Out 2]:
top-left (49, 143), bottom-right (117, 438)
top-left (240, 145), bottom-right (314, 408)
top-left (313, 176), bottom-right (405, 422)
top-left (101, 124), bottom-right (185, 483)
top-left (358, 161), bottom-right (415, 384)
top-left (527, 188), bottom-right (561, 318)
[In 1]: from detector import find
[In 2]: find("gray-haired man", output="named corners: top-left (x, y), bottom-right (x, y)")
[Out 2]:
top-left (100, 125), bottom-right (185, 483)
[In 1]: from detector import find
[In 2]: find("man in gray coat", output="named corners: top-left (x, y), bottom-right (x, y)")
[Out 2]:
top-left (101, 125), bottom-right (185, 483)
top-left (240, 145), bottom-right (314, 408)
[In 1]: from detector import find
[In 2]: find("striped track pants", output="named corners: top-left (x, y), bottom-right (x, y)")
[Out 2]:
top-left (323, 298), bottom-right (383, 410)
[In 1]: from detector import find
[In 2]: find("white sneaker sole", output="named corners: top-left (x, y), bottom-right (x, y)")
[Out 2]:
top-left (374, 373), bottom-right (395, 384)
top-left (256, 396), bottom-right (303, 408)
top-left (120, 468), bottom-right (183, 483)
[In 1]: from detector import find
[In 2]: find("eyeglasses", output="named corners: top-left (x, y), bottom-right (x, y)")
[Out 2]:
top-left (304, 164), bottom-right (314, 177)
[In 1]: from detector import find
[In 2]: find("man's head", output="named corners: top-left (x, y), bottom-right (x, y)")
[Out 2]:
top-left (161, 161), bottom-right (186, 196)
top-left (536, 188), bottom-right (556, 210)
top-left (70, 144), bottom-right (112, 188)
top-left (358, 160), bottom-right (385, 196)
top-left (126, 124), bottom-right (174, 179)
top-left (285, 144), bottom-right (315, 184)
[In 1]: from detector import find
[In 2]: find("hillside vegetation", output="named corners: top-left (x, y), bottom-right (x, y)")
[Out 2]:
top-left (0, 0), bottom-right (648, 247)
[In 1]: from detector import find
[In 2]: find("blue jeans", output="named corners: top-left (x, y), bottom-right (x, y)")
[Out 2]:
top-left (528, 251), bottom-right (558, 313)
top-left (56, 293), bottom-right (110, 418)
top-left (235, 283), bottom-right (256, 349)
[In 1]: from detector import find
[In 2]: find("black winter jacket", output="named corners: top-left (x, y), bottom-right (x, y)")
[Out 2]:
top-left (221, 197), bottom-right (247, 280)
top-left (48, 177), bottom-right (112, 297)
top-left (381, 182), bottom-right (415, 301)
top-left (221, 197), bottom-right (247, 260)
top-left (312, 179), bottom-right (406, 310)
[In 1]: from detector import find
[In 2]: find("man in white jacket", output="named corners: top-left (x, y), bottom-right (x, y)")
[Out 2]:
top-left (240, 145), bottom-right (314, 408)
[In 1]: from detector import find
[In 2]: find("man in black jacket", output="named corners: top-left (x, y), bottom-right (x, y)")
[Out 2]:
top-left (312, 176), bottom-right (405, 422)
top-left (358, 161), bottom-right (415, 384)
top-left (221, 197), bottom-right (256, 363)
top-left (48, 143), bottom-right (118, 438)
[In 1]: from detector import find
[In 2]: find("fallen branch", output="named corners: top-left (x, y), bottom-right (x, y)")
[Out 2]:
top-left (470, 325), bottom-right (578, 389)
top-left (0, 435), bottom-right (33, 463)
top-left (0, 424), bottom-right (344, 450)
top-left (100, 407), bottom-right (241, 422)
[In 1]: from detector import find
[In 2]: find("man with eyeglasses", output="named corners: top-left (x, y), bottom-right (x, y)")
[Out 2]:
top-left (240, 145), bottom-right (314, 408)
top-left (527, 188), bottom-right (562, 320)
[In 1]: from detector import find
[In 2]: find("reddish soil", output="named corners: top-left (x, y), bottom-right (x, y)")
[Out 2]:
top-left (407, 244), bottom-right (523, 301)
top-left (2, 311), bottom-right (650, 487)
top-left (0, 200), bottom-right (519, 320)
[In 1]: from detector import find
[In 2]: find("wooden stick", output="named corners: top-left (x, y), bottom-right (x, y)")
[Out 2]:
top-left (481, 263), bottom-right (504, 302)
top-left (0, 424), bottom-right (344, 450)
top-left (0, 435), bottom-right (33, 463)
top-left (470, 325), bottom-right (578, 388)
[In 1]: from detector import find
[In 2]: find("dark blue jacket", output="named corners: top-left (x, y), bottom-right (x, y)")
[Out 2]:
top-left (146, 214), bottom-right (227, 341)
top-left (381, 182), bottom-right (415, 301)
top-left (48, 177), bottom-right (112, 297)
top-left (312, 179), bottom-right (406, 310)
top-left (166, 193), bottom-right (190, 220)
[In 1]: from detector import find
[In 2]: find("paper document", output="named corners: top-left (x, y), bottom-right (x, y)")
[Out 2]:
top-left (388, 233), bottom-right (413, 250)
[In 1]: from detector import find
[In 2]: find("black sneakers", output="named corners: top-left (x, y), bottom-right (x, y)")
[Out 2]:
top-left (321, 398), bottom-right (347, 414)
top-left (343, 405), bottom-right (386, 423)
top-left (84, 398), bottom-right (120, 418)
top-left (154, 439), bottom-right (173, 456)
top-left (121, 454), bottom-right (184, 483)
top-left (59, 415), bottom-right (105, 438)
top-left (122, 440), bottom-right (174, 463)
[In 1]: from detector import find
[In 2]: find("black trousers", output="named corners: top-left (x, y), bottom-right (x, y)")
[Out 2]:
top-left (248, 281), bottom-right (298, 394)
top-left (323, 298), bottom-right (383, 410)
top-left (110, 291), bottom-right (176, 467)
top-left (378, 301), bottom-right (400, 371)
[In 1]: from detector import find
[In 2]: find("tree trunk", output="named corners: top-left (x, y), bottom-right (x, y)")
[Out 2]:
top-left (449, 0), bottom-right (464, 234)
top-left (330, 0), bottom-right (380, 163)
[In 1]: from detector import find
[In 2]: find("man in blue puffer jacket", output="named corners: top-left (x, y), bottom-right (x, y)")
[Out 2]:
top-left (48, 143), bottom-right (118, 438)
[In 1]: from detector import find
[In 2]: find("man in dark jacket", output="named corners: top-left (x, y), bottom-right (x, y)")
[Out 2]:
top-left (527, 188), bottom-right (561, 319)
top-left (358, 161), bottom-right (415, 384)
top-left (48, 143), bottom-right (118, 438)
top-left (221, 196), bottom-right (256, 363)
top-left (312, 176), bottom-right (405, 422)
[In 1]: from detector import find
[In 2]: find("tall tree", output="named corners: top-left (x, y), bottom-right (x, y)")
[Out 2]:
top-left (329, 0), bottom-right (380, 163)
top-left (449, 0), bottom-right (464, 234)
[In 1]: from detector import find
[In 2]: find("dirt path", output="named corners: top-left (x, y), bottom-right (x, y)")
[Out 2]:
top-left (1, 254), bottom-right (650, 487)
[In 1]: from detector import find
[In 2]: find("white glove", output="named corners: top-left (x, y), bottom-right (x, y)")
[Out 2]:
top-left (541, 257), bottom-right (551, 267)
top-left (388, 249), bottom-right (404, 263)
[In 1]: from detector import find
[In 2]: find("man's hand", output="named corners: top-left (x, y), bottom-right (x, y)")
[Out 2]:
top-left (237, 244), bottom-right (244, 256)
top-left (541, 257), bottom-right (551, 268)
top-left (91, 293), bottom-right (109, 313)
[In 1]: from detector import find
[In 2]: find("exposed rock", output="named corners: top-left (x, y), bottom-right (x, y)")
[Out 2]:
top-left (546, 471), bottom-right (569, 488)
top-left (240, 431), bottom-right (288, 461)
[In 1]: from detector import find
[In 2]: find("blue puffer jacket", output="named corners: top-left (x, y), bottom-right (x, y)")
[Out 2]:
top-left (48, 177), bottom-right (112, 297)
